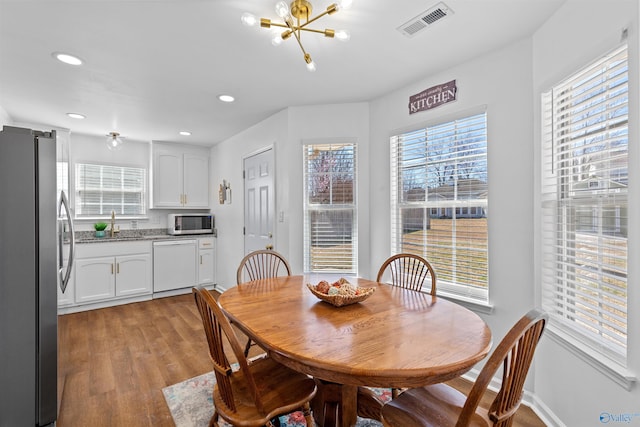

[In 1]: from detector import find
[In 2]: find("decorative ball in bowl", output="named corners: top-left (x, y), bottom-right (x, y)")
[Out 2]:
top-left (307, 278), bottom-right (375, 307)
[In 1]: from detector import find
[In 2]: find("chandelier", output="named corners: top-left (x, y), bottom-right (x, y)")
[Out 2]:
top-left (242, 0), bottom-right (353, 71)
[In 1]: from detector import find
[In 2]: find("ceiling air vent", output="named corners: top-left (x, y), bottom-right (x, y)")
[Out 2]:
top-left (397, 2), bottom-right (454, 38)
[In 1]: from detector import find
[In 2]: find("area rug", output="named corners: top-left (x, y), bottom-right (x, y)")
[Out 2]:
top-left (163, 370), bottom-right (390, 427)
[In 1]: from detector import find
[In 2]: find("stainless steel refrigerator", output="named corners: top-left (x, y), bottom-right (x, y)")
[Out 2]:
top-left (0, 126), bottom-right (75, 427)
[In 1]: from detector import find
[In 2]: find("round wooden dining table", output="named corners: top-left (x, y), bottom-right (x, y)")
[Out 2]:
top-left (218, 275), bottom-right (492, 427)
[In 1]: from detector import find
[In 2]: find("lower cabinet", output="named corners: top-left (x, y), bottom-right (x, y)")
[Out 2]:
top-left (60, 237), bottom-right (214, 313)
top-left (72, 241), bottom-right (152, 306)
top-left (75, 253), bottom-right (152, 303)
top-left (198, 237), bottom-right (216, 285)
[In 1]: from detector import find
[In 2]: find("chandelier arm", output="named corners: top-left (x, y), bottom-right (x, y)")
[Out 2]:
top-left (291, 27), bottom-right (309, 56)
top-left (296, 8), bottom-right (334, 30)
top-left (267, 21), bottom-right (290, 29)
top-left (298, 27), bottom-right (334, 35)
top-left (286, 18), bottom-right (310, 57)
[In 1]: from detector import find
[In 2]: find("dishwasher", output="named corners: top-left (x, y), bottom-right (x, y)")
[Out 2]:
top-left (153, 239), bottom-right (197, 292)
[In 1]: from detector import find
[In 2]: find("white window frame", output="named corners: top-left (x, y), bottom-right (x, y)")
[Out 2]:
top-left (303, 140), bottom-right (358, 274)
top-left (540, 44), bottom-right (630, 376)
top-left (74, 162), bottom-right (147, 218)
top-left (390, 111), bottom-right (488, 304)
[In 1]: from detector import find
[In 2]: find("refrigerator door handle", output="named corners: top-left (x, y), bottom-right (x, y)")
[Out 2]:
top-left (58, 190), bottom-right (75, 293)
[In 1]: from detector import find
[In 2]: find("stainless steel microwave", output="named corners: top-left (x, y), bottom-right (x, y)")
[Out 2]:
top-left (168, 213), bottom-right (214, 235)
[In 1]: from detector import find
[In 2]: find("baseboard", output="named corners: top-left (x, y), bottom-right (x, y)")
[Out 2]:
top-left (152, 287), bottom-right (194, 299)
top-left (214, 283), bottom-right (228, 292)
top-left (58, 294), bottom-right (152, 314)
top-left (461, 368), bottom-right (564, 427)
top-left (530, 394), bottom-right (567, 427)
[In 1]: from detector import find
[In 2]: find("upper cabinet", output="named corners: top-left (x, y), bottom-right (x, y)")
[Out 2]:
top-left (151, 142), bottom-right (209, 209)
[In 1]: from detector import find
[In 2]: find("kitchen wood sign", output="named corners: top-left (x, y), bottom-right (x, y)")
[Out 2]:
top-left (409, 80), bottom-right (457, 114)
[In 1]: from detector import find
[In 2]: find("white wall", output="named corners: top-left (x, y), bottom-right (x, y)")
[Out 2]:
top-left (211, 103), bottom-right (369, 289)
top-left (532, 1), bottom-right (640, 425)
top-left (210, 109), bottom-right (289, 289)
top-left (287, 104), bottom-right (371, 275)
top-left (369, 37), bottom-right (536, 350)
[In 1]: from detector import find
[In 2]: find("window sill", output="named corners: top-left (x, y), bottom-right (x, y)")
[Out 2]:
top-left (437, 292), bottom-right (494, 314)
top-left (546, 324), bottom-right (637, 390)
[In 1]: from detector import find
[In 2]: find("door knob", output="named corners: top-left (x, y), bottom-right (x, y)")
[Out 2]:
top-left (266, 244), bottom-right (274, 250)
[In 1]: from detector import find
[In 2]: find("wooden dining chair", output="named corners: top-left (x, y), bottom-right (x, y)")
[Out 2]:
top-left (376, 253), bottom-right (437, 398)
top-left (236, 249), bottom-right (292, 356)
top-left (380, 308), bottom-right (548, 427)
top-left (192, 287), bottom-right (317, 427)
top-left (376, 253), bottom-right (437, 295)
top-left (236, 249), bottom-right (292, 284)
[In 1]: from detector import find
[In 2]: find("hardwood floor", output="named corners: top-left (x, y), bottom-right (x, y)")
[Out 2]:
top-left (57, 293), bottom-right (546, 426)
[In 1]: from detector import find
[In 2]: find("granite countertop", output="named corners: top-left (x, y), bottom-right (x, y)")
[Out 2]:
top-left (73, 228), bottom-right (216, 244)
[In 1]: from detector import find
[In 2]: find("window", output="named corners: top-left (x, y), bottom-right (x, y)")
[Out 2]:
top-left (390, 112), bottom-right (488, 302)
top-left (75, 163), bottom-right (146, 217)
top-left (541, 44), bottom-right (628, 363)
top-left (303, 142), bottom-right (357, 273)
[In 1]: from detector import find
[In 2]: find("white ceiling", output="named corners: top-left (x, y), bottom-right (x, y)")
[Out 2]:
top-left (0, 0), bottom-right (565, 146)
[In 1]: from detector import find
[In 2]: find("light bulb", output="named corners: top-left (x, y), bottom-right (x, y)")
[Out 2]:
top-left (241, 12), bottom-right (258, 26)
top-left (107, 132), bottom-right (123, 151)
top-left (304, 53), bottom-right (316, 72)
top-left (335, 29), bottom-right (351, 41)
top-left (272, 33), bottom-right (284, 46)
top-left (306, 60), bottom-right (317, 72)
top-left (336, 0), bottom-right (353, 10)
top-left (275, 1), bottom-right (290, 18)
top-left (108, 138), bottom-right (121, 151)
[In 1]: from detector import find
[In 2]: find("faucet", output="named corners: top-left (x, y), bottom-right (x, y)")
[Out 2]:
top-left (110, 210), bottom-right (119, 237)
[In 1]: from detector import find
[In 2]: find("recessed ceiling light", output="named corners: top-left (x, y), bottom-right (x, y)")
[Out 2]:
top-left (66, 113), bottom-right (86, 119)
top-left (52, 52), bottom-right (83, 66)
top-left (179, 131), bottom-right (192, 136)
top-left (218, 94), bottom-right (235, 103)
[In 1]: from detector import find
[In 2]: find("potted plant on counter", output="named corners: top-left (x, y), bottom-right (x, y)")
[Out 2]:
top-left (94, 222), bottom-right (108, 238)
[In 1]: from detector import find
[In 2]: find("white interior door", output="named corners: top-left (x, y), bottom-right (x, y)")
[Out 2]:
top-left (243, 148), bottom-right (275, 254)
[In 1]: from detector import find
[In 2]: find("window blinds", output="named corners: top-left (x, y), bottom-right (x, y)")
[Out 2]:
top-left (303, 143), bottom-right (357, 273)
top-left (390, 113), bottom-right (488, 302)
top-left (75, 163), bottom-right (146, 216)
top-left (541, 45), bottom-right (628, 360)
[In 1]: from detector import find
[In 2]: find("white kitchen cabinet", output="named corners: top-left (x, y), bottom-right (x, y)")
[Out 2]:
top-left (198, 237), bottom-right (216, 285)
top-left (183, 154), bottom-right (209, 207)
top-left (75, 257), bottom-right (116, 303)
top-left (74, 241), bottom-right (152, 305)
top-left (151, 142), bottom-right (209, 208)
top-left (115, 253), bottom-right (153, 297)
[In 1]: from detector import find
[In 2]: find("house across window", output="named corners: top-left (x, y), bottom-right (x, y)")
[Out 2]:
top-left (390, 112), bottom-right (488, 303)
top-left (75, 163), bottom-right (146, 217)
